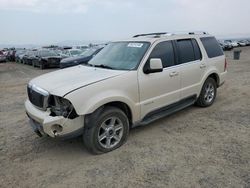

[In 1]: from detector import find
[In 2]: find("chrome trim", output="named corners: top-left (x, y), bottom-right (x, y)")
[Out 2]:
top-left (32, 84), bottom-right (49, 96)
top-left (28, 83), bottom-right (50, 110)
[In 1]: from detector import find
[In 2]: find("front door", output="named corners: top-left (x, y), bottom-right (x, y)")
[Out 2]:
top-left (138, 41), bottom-right (181, 119)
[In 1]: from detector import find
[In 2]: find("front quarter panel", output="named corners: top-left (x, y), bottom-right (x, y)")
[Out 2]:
top-left (64, 71), bottom-right (140, 123)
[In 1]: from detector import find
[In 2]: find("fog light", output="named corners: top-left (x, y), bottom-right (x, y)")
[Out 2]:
top-left (51, 124), bottom-right (63, 137)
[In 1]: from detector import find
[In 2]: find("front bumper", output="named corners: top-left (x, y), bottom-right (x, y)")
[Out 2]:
top-left (25, 100), bottom-right (84, 139)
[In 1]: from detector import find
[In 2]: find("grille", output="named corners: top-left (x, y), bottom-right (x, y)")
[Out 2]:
top-left (27, 86), bottom-right (48, 109)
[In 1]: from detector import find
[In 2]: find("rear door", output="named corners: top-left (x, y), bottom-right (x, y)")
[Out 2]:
top-left (175, 38), bottom-right (205, 99)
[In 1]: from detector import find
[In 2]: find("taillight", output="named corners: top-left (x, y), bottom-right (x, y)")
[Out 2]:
top-left (224, 58), bottom-right (227, 72)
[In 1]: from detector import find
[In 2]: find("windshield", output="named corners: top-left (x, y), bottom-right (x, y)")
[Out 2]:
top-left (70, 50), bottom-right (82, 56)
top-left (40, 50), bottom-right (57, 57)
top-left (80, 48), bottom-right (97, 57)
top-left (88, 42), bottom-right (150, 70)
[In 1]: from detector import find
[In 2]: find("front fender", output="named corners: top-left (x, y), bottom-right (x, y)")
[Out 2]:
top-left (65, 90), bottom-right (140, 123)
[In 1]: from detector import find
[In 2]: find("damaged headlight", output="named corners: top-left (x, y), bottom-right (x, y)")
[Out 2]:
top-left (49, 96), bottom-right (78, 119)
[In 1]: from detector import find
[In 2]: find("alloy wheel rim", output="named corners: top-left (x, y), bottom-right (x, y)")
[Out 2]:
top-left (204, 83), bottom-right (215, 103)
top-left (98, 117), bottom-right (124, 149)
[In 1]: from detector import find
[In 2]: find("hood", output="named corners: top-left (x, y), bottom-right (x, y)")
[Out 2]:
top-left (29, 65), bottom-right (127, 96)
top-left (61, 55), bottom-right (89, 64)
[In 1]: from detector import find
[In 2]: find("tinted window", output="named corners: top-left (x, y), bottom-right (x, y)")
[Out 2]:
top-left (148, 41), bottom-right (175, 68)
top-left (192, 39), bottom-right (202, 60)
top-left (177, 39), bottom-right (196, 64)
top-left (200, 37), bottom-right (223, 58)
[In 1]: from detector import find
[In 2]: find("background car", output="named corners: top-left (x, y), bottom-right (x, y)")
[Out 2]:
top-left (15, 49), bottom-right (27, 63)
top-left (62, 49), bottom-right (83, 58)
top-left (231, 41), bottom-right (239, 47)
top-left (60, 47), bottom-right (103, 69)
top-left (238, 40), bottom-right (247, 47)
top-left (224, 40), bottom-right (238, 47)
top-left (32, 49), bottom-right (62, 69)
top-left (6, 49), bottom-right (16, 62)
top-left (22, 50), bottom-right (37, 65)
top-left (243, 40), bottom-right (250, 46)
top-left (0, 51), bottom-right (7, 63)
top-left (219, 41), bottom-right (233, 51)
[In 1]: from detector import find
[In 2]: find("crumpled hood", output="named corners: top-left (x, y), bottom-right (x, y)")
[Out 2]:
top-left (29, 65), bottom-right (127, 96)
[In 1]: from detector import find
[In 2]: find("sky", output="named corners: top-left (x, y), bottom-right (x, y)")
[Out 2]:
top-left (0, 0), bottom-right (250, 45)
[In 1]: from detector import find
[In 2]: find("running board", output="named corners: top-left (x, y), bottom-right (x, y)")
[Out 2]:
top-left (134, 95), bottom-right (197, 127)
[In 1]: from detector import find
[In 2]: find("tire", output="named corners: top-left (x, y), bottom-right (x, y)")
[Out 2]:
top-left (83, 106), bottom-right (129, 154)
top-left (196, 77), bottom-right (217, 107)
top-left (40, 63), bottom-right (44, 69)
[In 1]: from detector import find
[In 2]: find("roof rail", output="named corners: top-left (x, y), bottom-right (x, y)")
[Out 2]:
top-left (188, 31), bottom-right (208, 35)
top-left (133, 31), bottom-right (208, 38)
top-left (170, 31), bottom-right (209, 35)
top-left (133, 32), bottom-right (168, 38)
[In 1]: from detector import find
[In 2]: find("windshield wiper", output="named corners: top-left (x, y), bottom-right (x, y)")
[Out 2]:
top-left (92, 64), bottom-right (114, 69)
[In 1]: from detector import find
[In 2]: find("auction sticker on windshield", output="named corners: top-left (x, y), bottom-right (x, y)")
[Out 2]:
top-left (127, 43), bottom-right (144, 48)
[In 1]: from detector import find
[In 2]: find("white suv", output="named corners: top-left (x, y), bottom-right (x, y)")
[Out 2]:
top-left (25, 32), bottom-right (227, 154)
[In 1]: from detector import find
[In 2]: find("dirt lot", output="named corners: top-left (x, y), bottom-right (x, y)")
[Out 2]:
top-left (0, 47), bottom-right (250, 188)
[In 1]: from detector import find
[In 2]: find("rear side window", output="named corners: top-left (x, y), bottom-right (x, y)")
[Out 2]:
top-left (177, 39), bottom-right (196, 64)
top-left (148, 41), bottom-right (175, 68)
top-left (200, 37), bottom-right (223, 58)
top-left (191, 39), bottom-right (202, 60)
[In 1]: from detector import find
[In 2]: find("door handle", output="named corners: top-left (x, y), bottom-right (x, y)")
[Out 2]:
top-left (200, 64), bottom-right (206, 69)
top-left (169, 71), bottom-right (179, 77)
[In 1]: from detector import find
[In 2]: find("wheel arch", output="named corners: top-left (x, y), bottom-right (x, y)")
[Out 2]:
top-left (207, 73), bottom-right (220, 87)
top-left (95, 101), bottom-right (133, 126)
top-left (72, 95), bottom-right (139, 125)
top-left (198, 70), bottom-right (220, 97)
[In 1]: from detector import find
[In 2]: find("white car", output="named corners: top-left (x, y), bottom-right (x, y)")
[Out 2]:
top-left (238, 41), bottom-right (246, 47)
top-left (25, 32), bottom-right (227, 154)
top-left (231, 41), bottom-right (239, 47)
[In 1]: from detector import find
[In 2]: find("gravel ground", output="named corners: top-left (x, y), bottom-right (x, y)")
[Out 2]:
top-left (0, 47), bottom-right (249, 188)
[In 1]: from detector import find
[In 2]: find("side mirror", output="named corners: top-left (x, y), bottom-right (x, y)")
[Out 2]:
top-left (144, 58), bottom-right (163, 74)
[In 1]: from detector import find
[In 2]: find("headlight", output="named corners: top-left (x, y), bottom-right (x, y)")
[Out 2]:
top-left (49, 96), bottom-right (78, 119)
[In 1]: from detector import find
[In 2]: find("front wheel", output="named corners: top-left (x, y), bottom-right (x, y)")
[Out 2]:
top-left (83, 106), bottom-right (129, 154)
top-left (196, 77), bottom-right (217, 107)
top-left (40, 63), bottom-right (44, 69)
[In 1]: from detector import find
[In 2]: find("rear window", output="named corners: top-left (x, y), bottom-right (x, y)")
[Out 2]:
top-left (200, 37), bottom-right (223, 58)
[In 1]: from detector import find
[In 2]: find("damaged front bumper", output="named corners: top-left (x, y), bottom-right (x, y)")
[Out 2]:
top-left (25, 100), bottom-right (84, 139)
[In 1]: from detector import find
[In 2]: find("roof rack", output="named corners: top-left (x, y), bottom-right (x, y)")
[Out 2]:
top-left (133, 31), bottom-right (208, 38)
top-left (133, 32), bottom-right (168, 38)
top-left (188, 31), bottom-right (208, 35)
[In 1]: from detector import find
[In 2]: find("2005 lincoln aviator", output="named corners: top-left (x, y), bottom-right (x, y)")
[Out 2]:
top-left (25, 32), bottom-right (227, 154)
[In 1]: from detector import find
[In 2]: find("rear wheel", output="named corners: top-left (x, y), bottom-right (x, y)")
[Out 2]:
top-left (83, 106), bottom-right (129, 154)
top-left (196, 77), bottom-right (217, 107)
